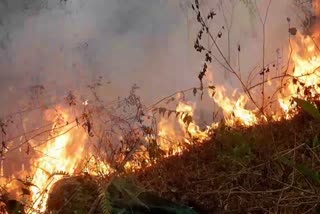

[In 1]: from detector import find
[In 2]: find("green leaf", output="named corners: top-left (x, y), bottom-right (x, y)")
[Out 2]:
top-left (279, 156), bottom-right (293, 167)
top-left (313, 135), bottom-right (320, 148)
top-left (135, 192), bottom-right (198, 214)
top-left (296, 163), bottom-right (320, 184)
top-left (98, 185), bottom-right (112, 214)
top-left (280, 157), bottom-right (320, 184)
top-left (293, 98), bottom-right (320, 121)
top-left (112, 208), bottom-right (126, 214)
top-left (111, 178), bottom-right (147, 209)
top-left (232, 142), bottom-right (251, 161)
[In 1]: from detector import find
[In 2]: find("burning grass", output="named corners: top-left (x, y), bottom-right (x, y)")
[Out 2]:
top-left (133, 112), bottom-right (320, 213)
top-left (9, 110), bottom-right (319, 213)
top-left (1, 1), bottom-right (320, 213)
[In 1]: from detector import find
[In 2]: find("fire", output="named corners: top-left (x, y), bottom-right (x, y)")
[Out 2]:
top-left (29, 107), bottom-right (88, 213)
top-left (278, 32), bottom-right (320, 114)
top-left (22, 19), bottom-right (320, 214)
top-left (81, 156), bottom-right (113, 176)
top-left (155, 100), bottom-right (213, 158)
top-left (157, 115), bottom-right (185, 156)
top-left (212, 86), bottom-right (258, 127)
top-left (176, 102), bottom-right (211, 141)
top-left (208, 31), bottom-right (320, 125)
top-left (2, 3), bottom-right (320, 213)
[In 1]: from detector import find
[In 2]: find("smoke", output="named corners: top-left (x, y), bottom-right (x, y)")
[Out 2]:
top-left (192, 0), bottom-right (308, 112)
top-left (0, 0), bottom-right (187, 114)
top-left (0, 0), bottom-right (316, 180)
top-left (0, 0), bottom-right (312, 115)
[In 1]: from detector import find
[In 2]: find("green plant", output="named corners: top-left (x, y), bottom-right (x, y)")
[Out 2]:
top-left (293, 97), bottom-right (320, 121)
top-left (280, 156), bottom-right (320, 185)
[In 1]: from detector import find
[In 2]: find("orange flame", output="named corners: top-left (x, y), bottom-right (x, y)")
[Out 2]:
top-left (25, 26), bottom-right (320, 213)
top-left (29, 107), bottom-right (87, 212)
top-left (4, 4), bottom-right (320, 213)
top-left (212, 87), bottom-right (258, 126)
top-left (279, 33), bottom-right (320, 114)
top-left (155, 100), bottom-right (213, 159)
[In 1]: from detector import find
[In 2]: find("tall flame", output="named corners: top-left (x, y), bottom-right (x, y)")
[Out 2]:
top-left (29, 107), bottom-right (87, 212)
top-left (279, 33), bottom-right (320, 114)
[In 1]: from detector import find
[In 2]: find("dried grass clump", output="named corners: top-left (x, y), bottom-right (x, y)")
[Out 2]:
top-left (134, 112), bottom-right (320, 213)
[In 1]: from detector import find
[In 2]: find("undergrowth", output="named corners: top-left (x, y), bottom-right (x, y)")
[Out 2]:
top-left (134, 107), bottom-right (320, 213)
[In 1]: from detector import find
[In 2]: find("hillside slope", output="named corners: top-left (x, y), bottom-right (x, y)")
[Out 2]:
top-left (134, 113), bottom-right (320, 213)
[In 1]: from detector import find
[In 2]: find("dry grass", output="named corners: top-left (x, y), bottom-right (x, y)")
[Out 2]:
top-left (7, 111), bottom-right (320, 214)
top-left (133, 112), bottom-right (320, 213)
